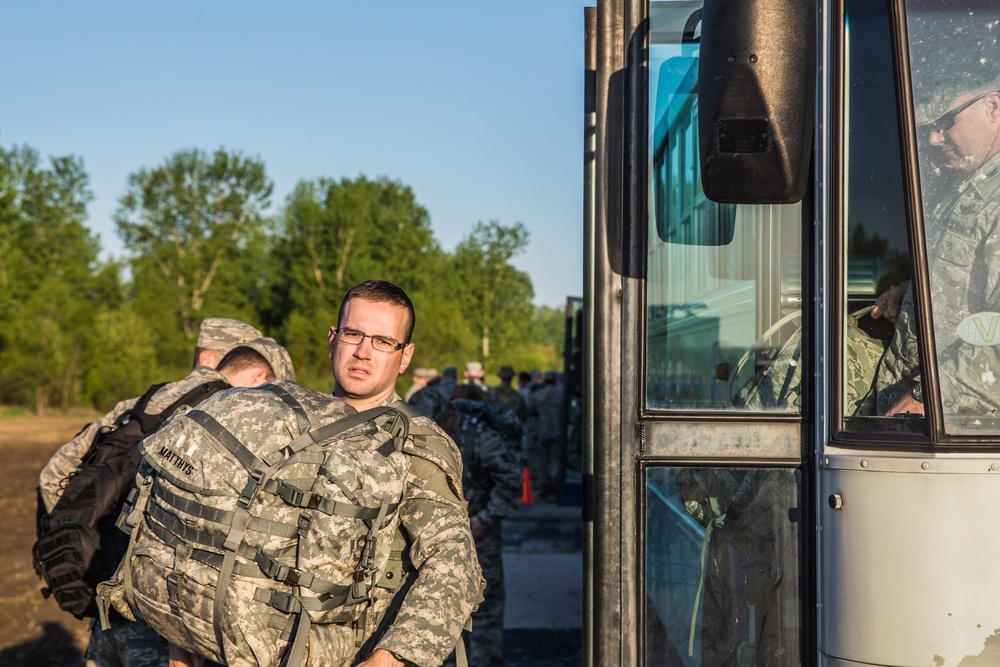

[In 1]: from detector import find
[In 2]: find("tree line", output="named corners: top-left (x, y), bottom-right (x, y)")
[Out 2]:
top-left (0, 143), bottom-right (567, 414)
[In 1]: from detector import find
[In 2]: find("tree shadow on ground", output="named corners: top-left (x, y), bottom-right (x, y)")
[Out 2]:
top-left (0, 622), bottom-right (84, 667)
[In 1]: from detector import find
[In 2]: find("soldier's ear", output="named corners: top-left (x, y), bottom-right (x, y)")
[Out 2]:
top-left (398, 343), bottom-right (415, 375)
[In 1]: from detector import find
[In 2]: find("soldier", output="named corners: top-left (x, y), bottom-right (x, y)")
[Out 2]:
top-left (445, 384), bottom-right (522, 665)
top-left (463, 361), bottom-right (490, 393)
top-left (163, 281), bottom-right (483, 667)
top-left (526, 370), bottom-right (565, 503)
top-left (404, 366), bottom-right (439, 401)
top-left (871, 77), bottom-right (1000, 421)
top-left (434, 365), bottom-right (459, 402)
top-left (492, 364), bottom-right (528, 423)
top-left (38, 320), bottom-right (294, 667)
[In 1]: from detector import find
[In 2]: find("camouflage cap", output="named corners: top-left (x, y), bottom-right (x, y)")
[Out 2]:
top-left (497, 365), bottom-right (515, 379)
top-left (465, 361), bottom-right (484, 377)
top-left (197, 318), bottom-right (263, 353)
top-left (413, 367), bottom-right (439, 380)
top-left (239, 337), bottom-right (297, 382)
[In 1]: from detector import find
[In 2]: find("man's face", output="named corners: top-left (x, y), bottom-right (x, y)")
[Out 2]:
top-left (329, 297), bottom-right (414, 409)
top-left (929, 91), bottom-right (1000, 172)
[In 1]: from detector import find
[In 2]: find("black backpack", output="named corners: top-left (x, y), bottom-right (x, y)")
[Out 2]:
top-left (33, 379), bottom-right (230, 619)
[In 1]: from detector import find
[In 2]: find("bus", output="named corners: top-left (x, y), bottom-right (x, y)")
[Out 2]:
top-left (583, 0), bottom-right (1000, 665)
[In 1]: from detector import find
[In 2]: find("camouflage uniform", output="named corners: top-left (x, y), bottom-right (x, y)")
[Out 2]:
top-left (876, 154), bottom-right (1000, 423)
top-left (526, 379), bottom-right (564, 502)
top-left (449, 398), bottom-right (522, 666)
top-left (492, 383), bottom-right (528, 423)
top-left (357, 393), bottom-right (487, 666)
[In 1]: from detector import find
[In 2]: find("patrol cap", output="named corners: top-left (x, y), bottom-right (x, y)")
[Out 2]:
top-left (197, 318), bottom-right (263, 353)
top-left (238, 337), bottom-right (296, 382)
top-left (497, 365), bottom-right (515, 380)
top-left (465, 361), bottom-right (484, 377)
top-left (413, 367), bottom-right (439, 380)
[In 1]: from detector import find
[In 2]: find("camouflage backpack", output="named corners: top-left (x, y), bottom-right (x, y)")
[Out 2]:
top-left (98, 381), bottom-right (416, 667)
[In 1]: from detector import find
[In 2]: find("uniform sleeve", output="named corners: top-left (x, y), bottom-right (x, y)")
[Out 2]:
top-left (375, 458), bottom-right (485, 667)
top-left (475, 430), bottom-right (522, 528)
top-left (38, 398), bottom-right (136, 512)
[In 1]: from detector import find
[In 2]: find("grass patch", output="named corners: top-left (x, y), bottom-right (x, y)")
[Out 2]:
top-left (0, 406), bottom-right (30, 419)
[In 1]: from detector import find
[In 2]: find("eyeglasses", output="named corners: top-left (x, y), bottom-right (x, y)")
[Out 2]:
top-left (928, 92), bottom-right (989, 134)
top-left (331, 327), bottom-right (405, 353)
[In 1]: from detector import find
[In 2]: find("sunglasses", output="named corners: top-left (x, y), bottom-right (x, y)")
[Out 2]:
top-left (928, 92), bottom-right (989, 134)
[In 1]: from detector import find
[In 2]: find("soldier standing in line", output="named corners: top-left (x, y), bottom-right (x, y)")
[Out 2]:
top-left (434, 365), bottom-right (459, 401)
top-left (445, 384), bottom-right (523, 665)
top-left (463, 361), bottom-right (490, 394)
top-left (527, 370), bottom-right (565, 504)
top-left (492, 365), bottom-right (528, 422)
top-left (404, 366), bottom-right (439, 401)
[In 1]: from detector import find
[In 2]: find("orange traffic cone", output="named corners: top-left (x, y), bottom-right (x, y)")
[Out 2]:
top-left (521, 466), bottom-right (534, 505)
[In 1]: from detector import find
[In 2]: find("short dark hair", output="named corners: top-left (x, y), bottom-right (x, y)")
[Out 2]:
top-left (338, 280), bottom-right (416, 344)
top-left (217, 346), bottom-right (275, 382)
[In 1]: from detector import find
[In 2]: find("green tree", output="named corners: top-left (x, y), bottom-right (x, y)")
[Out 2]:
top-left (0, 145), bottom-right (100, 412)
top-left (450, 220), bottom-right (534, 361)
top-left (115, 148), bottom-right (272, 368)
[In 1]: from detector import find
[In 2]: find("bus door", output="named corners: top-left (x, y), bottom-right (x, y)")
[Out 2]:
top-left (588, 1), bottom-right (809, 664)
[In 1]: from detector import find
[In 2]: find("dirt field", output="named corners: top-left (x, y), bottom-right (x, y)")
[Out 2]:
top-left (0, 414), bottom-right (97, 667)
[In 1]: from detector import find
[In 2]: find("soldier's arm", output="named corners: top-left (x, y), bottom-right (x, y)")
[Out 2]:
top-left (374, 461), bottom-right (484, 667)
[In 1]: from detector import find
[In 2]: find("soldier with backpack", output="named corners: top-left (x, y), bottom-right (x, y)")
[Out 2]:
top-left (36, 318), bottom-right (293, 667)
top-left (105, 281), bottom-right (483, 667)
top-left (444, 384), bottom-right (522, 665)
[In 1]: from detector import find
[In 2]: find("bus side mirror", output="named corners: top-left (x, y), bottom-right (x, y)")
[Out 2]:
top-left (698, 0), bottom-right (816, 204)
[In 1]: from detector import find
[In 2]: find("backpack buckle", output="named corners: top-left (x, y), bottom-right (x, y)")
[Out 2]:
top-left (239, 469), bottom-right (265, 508)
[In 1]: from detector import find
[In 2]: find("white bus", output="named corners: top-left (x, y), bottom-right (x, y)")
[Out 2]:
top-left (584, 0), bottom-right (1000, 665)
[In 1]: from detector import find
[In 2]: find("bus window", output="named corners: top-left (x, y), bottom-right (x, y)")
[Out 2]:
top-left (904, 1), bottom-right (1000, 436)
top-left (840, 0), bottom-right (924, 435)
top-left (647, 3), bottom-right (803, 413)
top-left (645, 466), bottom-right (801, 665)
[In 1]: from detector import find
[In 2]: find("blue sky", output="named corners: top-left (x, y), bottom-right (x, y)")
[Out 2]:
top-left (0, 2), bottom-right (589, 307)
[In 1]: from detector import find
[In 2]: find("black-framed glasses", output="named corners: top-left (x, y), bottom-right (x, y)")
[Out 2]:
top-left (331, 327), bottom-right (405, 353)
top-left (928, 92), bottom-right (989, 134)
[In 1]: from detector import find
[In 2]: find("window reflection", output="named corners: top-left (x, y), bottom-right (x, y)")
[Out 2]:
top-left (645, 467), bottom-right (801, 666)
top-left (646, 3), bottom-right (803, 413)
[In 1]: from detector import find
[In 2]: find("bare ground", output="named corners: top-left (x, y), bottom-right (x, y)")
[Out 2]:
top-left (0, 414), bottom-right (97, 667)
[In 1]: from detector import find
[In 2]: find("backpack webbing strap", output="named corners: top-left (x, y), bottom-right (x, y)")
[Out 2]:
top-left (262, 405), bottom-right (408, 468)
top-left (213, 507), bottom-right (251, 656)
top-left (187, 410), bottom-right (261, 473)
top-left (257, 383), bottom-right (312, 436)
top-left (159, 380), bottom-right (232, 421)
top-left (265, 478), bottom-right (399, 521)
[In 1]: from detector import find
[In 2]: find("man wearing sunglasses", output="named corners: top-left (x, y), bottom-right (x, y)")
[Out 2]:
top-left (871, 79), bottom-right (1000, 418)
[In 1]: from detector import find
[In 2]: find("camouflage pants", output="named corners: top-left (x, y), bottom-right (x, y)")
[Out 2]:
top-left (85, 619), bottom-right (168, 667)
top-left (469, 526), bottom-right (505, 665)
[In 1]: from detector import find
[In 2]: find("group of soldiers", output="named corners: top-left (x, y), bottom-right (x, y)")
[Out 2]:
top-left (403, 360), bottom-right (567, 664)
top-left (38, 280), bottom-right (525, 667)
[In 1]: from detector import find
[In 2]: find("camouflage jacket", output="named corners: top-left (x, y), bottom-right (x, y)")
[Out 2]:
top-left (450, 399), bottom-right (522, 528)
top-left (527, 383), bottom-right (564, 439)
top-left (491, 383), bottom-right (527, 422)
top-left (370, 393), bottom-right (485, 667)
top-left (878, 154), bottom-right (1000, 422)
top-left (38, 366), bottom-right (227, 513)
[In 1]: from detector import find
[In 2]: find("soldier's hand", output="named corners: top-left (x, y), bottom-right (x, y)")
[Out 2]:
top-left (470, 516), bottom-right (487, 541)
top-left (356, 648), bottom-right (406, 666)
top-left (886, 392), bottom-right (924, 417)
top-left (871, 282), bottom-right (908, 323)
top-left (168, 643), bottom-right (198, 667)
